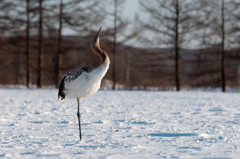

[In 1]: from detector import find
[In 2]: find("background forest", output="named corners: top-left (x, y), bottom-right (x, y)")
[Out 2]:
top-left (0, 0), bottom-right (240, 91)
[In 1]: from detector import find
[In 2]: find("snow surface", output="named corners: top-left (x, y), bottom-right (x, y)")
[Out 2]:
top-left (1, 89), bottom-right (240, 158)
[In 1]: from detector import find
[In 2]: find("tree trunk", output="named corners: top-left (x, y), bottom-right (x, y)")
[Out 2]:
top-left (37, 0), bottom-right (43, 88)
top-left (26, 0), bottom-right (30, 88)
top-left (175, 0), bottom-right (180, 91)
top-left (126, 53), bottom-right (131, 89)
top-left (56, 0), bottom-right (63, 88)
top-left (221, 0), bottom-right (226, 92)
top-left (112, 0), bottom-right (117, 90)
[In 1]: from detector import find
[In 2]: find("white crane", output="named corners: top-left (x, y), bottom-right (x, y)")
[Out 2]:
top-left (58, 27), bottom-right (110, 140)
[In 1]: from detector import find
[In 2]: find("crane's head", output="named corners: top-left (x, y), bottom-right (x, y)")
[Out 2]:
top-left (92, 26), bottom-right (102, 49)
top-left (91, 27), bottom-right (109, 62)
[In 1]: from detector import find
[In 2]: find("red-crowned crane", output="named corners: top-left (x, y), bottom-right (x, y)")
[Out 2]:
top-left (58, 27), bottom-right (110, 140)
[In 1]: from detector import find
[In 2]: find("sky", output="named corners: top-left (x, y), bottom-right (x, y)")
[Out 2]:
top-left (63, 0), bottom-right (141, 33)
top-left (123, 0), bottom-right (140, 19)
top-left (63, 0), bottom-right (144, 47)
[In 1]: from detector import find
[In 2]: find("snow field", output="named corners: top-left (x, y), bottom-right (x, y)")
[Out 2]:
top-left (0, 89), bottom-right (240, 158)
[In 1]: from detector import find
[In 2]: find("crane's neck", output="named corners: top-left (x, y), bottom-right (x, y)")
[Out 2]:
top-left (91, 46), bottom-right (110, 80)
top-left (89, 29), bottom-right (110, 80)
top-left (93, 37), bottom-right (110, 66)
top-left (96, 47), bottom-right (110, 65)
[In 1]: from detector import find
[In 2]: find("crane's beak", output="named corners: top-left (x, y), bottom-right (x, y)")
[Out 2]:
top-left (93, 27), bottom-right (102, 47)
top-left (94, 27), bottom-right (102, 42)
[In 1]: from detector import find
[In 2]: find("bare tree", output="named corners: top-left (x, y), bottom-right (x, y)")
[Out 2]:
top-left (175, 0), bottom-right (180, 91)
top-left (60, 0), bottom-right (105, 33)
top-left (221, 0), bottom-right (226, 92)
top-left (200, 0), bottom-right (240, 91)
top-left (53, 0), bottom-right (106, 87)
top-left (56, 0), bottom-right (63, 88)
top-left (25, 0), bottom-right (30, 87)
top-left (112, 0), bottom-right (118, 90)
top-left (104, 0), bottom-right (140, 90)
top-left (140, 0), bottom-right (202, 91)
top-left (0, 0), bottom-right (29, 86)
top-left (37, 0), bottom-right (43, 88)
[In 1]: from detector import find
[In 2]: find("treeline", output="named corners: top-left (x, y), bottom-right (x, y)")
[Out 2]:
top-left (0, 0), bottom-right (240, 91)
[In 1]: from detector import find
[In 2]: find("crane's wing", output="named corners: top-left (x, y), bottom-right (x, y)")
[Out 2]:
top-left (58, 67), bottom-right (95, 100)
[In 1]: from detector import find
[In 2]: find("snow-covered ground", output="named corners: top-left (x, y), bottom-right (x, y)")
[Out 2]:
top-left (1, 89), bottom-right (240, 158)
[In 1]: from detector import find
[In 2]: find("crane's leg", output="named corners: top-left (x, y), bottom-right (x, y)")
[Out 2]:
top-left (77, 98), bottom-right (82, 140)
